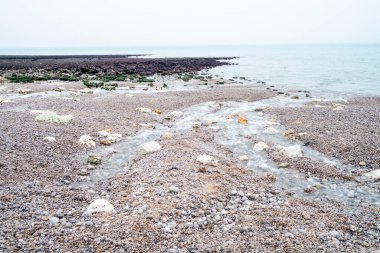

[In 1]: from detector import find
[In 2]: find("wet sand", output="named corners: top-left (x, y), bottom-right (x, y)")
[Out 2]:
top-left (0, 72), bottom-right (379, 252)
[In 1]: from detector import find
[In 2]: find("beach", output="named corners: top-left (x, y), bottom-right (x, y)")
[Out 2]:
top-left (0, 56), bottom-right (379, 252)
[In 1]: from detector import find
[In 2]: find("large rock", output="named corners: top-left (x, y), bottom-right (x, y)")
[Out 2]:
top-left (170, 111), bottom-right (184, 117)
top-left (253, 142), bottom-right (269, 152)
top-left (34, 111), bottom-right (73, 124)
top-left (98, 130), bottom-right (122, 143)
top-left (363, 169), bottom-right (380, 180)
top-left (276, 145), bottom-right (303, 158)
top-left (84, 199), bottom-right (114, 215)
top-left (138, 141), bottom-right (161, 155)
top-left (197, 154), bottom-right (219, 166)
top-left (264, 127), bottom-right (279, 134)
top-left (78, 135), bottom-right (96, 148)
top-left (136, 107), bottom-right (152, 113)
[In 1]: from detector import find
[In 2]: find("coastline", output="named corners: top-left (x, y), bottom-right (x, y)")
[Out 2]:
top-left (0, 57), bottom-right (379, 252)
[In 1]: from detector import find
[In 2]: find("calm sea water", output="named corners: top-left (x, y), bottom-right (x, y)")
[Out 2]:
top-left (1, 44), bottom-right (379, 97)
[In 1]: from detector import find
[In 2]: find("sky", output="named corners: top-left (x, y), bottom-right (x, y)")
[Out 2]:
top-left (0, 0), bottom-right (379, 48)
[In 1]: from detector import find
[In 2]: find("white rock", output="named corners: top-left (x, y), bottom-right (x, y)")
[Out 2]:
top-left (49, 216), bottom-right (60, 225)
top-left (78, 135), bottom-right (96, 148)
top-left (136, 107), bottom-right (152, 113)
top-left (192, 121), bottom-right (202, 128)
top-left (97, 131), bottom-right (122, 143)
top-left (197, 154), bottom-right (219, 166)
top-left (84, 199), bottom-right (114, 215)
top-left (276, 145), bottom-right (303, 158)
top-left (43, 136), bottom-right (56, 142)
top-left (363, 169), bottom-right (380, 180)
top-left (237, 155), bottom-right (249, 161)
top-left (264, 127), bottom-right (279, 134)
top-left (169, 185), bottom-right (180, 193)
top-left (78, 88), bottom-right (94, 94)
top-left (138, 141), bottom-right (162, 155)
top-left (253, 142), bottom-right (269, 152)
top-left (170, 111), bottom-right (184, 117)
top-left (35, 112), bottom-right (73, 124)
top-left (125, 94), bottom-right (135, 97)
top-left (162, 132), bottom-right (174, 139)
top-left (0, 97), bottom-right (11, 103)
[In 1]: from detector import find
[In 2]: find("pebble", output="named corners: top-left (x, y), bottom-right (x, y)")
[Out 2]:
top-left (49, 216), bottom-right (59, 225)
top-left (138, 141), bottom-right (162, 155)
top-left (196, 154), bottom-right (219, 166)
top-left (169, 186), bottom-right (180, 193)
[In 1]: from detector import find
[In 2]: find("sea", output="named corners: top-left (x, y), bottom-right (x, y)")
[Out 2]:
top-left (1, 44), bottom-right (379, 97)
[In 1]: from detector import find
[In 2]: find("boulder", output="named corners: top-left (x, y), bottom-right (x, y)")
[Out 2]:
top-left (84, 199), bottom-right (114, 215)
top-left (78, 135), bottom-right (96, 148)
top-left (264, 127), bottom-right (279, 134)
top-left (138, 141), bottom-right (161, 155)
top-left (197, 154), bottom-right (219, 166)
top-left (363, 169), bottom-right (380, 180)
top-left (170, 111), bottom-right (184, 117)
top-left (136, 107), bottom-right (152, 113)
top-left (43, 136), bottom-right (56, 142)
top-left (276, 145), bottom-right (303, 158)
top-left (35, 111), bottom-right (73, 124)
top-left (253, 142), bottom-right (269, 152)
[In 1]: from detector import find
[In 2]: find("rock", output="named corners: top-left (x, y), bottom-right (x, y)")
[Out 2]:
top-left (43, 136), bottom-right (56, 142)
top-left (359, 161), bottom-right (367, 167)
top-left (279, 162), bottom-right (290, 168)
top-left (17, 88), bottom-right (32, 94)
top-left (78, 88), bottom-right (94, 94)
top-left (283, 129), bottom-right (296, 139)
top-left (35, 111), bottom-right (73, 124)
top-left (0, 97), bottom-right (11, 103)
top-left (329, 230), bottom-right (340, 238)
top-left (138, 141), bottom-right (161, 155)
top-left (87, 155), bottom-right (101, 165)
top-left (253, 142), bottom-right (269, 152)
top-left (238, 117), bottom-right (248, 124)
top-left (53, 87), bottom-right (66, 92)
top-left (170, 111), bottom-right (184, 117)
top-left (49, 216), bottom-right (59, 225)
top-left (237, 155), bottom-right (249, 161)
top-left (162, 132), bottom-right (174, 139)
top-left (332, 103), bottom-right (344, 111)
top-left (98, 130), bottom-right (122, 143)
top-left (78, 135), bottom-right (96, 148)
top-left (363, 169), bottom-right (380, 180)
top-left (192, 121), bottom-right (202, 128)
top-left (197, 154), bottom-right (219, 166)
top-left (264, 127), bottom-right (279, 134)
top-left (169, 185), bottom-right (180, 193)
top-left (153, 109), bottom-right (162, 114)
top-left (84, 199), bottom-right (114, 215)
top-left (291, 95), bottom-right (299, 99)
top-left (276, 145), bottom-right (303, 158)
top-left (136, 107), bottom-right (152, 113)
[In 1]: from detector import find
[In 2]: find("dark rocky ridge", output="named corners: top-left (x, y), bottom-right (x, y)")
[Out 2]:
top-left (0, 55), bottom-right (234, 77)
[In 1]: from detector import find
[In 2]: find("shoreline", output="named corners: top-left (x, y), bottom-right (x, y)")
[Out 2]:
top-left (0, 60), bottom-right (379, 251)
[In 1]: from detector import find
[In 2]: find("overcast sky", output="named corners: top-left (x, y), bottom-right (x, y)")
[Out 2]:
top-left (0, 0), bottom-right (379, 48)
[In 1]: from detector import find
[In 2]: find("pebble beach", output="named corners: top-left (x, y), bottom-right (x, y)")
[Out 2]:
top-left (0, 56), bottom-right (379, 252)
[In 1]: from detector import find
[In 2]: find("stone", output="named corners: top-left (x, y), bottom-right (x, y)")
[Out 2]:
top-left (78, 135), bottom-right (96, 148)
top-left (138, 141), bottom-right (161, 155)
top-left (87, 155), bottom-right (101, 165)
top-left (276, 145), bottom-right (303, 158)
top-left (197, 154), bottom-right (219, 166)
top-left (264, 127), bottom-right (279, 134)
top-left (329, 230), bottom-right (340, 238)
top-left (136, 107), bottom-right (152, 113)
top-left (84, 199), bottom-right (114, 215)
top-left (253, 142), bottom-right (269, 152)
top-left (162, 132), bottom-right (174, 139)
top-left (363, 169), bottom-right (380, 180)
top-left (359, 161), bottom-right (367, 167)
top-left (192, 121), bottom-right (202, 128)
top-left (279, 162), bottom-right (290, 168)
top-left (98, 130), bottom-right (122, 143)
top-left (78, 88), bottom-right (94, 94)
top-left (170, 111), bottom-right (184, 117)
top-left (17, 88), bottom-right (32, 94)
top-left (237, 155), bottom-right (249, 161)
top-left (43, 136), bottom-right (56, 142)
top-left (35, 111), bottom-right (73, 124)
top-left (49, 216), bottom-right (59, 225)
top-left (169, 185), bottom-right (180, 193)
